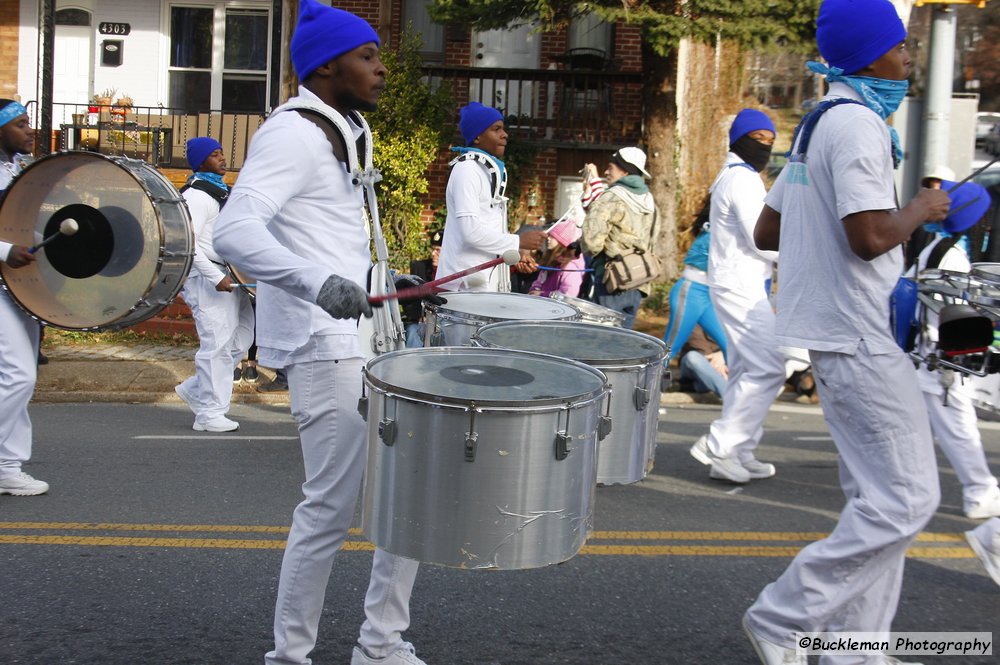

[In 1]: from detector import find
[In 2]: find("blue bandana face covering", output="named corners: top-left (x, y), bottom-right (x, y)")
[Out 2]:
top-left (807, 61), bottom-right (908, 168)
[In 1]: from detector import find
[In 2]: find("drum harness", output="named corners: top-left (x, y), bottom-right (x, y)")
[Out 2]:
top-left (270, 98), bottom-right (405, 357)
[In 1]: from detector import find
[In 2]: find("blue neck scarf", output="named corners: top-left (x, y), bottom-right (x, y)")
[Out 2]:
top-left (451, 146), bottom-right (506, 179)
top-left (188, 171), bottom-right (229, 192)
top-left (807, 61), bottom-right (908, 168)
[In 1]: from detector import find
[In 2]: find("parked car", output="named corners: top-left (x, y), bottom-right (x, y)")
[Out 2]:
top-left (985, 124), bottom-right (1000, 156)
top-left (975, 112), bottom-right (1000, 147)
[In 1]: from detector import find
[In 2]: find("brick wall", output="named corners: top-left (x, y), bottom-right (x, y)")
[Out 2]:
top-left (0, 1), bottom-right (19, 100)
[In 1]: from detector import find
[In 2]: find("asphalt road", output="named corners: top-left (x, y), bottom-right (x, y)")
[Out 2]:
top-left (0, 400), bottom-right (997, 665)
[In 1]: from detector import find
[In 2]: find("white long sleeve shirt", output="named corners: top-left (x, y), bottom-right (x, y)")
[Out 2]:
top-left (182, 187), bottom-right (228, 285)
top-left (436, 158), bottom-right (518, 292)
top-left (213, 87), bottom-right (371, 367)
top-left (0, 154), bottom-right (26, 262)
top-left (707, 153), bottom-right (777, 293)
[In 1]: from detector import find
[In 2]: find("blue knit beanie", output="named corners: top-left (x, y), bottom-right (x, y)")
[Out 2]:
top-left (459, 102), bottom-right (504, 145)
top-left (291, 0), bottom-right (380, 81)
top-left (728, 109), bottom-right (776, 145)
top-left (186, 137), bottom-right (222, 171)
top-left (940, 180), bottom-right (991, 233)
top-left (817, 0), bottom-right (906, 75)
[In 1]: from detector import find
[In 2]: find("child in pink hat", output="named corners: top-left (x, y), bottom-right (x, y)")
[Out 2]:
top-left (528, 217), bottom-right (585, 297)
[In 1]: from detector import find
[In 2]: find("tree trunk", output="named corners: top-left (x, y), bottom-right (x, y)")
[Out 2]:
top-left (642, 40), bottom-right (679, 282)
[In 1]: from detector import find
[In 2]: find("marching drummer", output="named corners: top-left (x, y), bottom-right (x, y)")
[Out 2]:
top-left (0, 98), bottom-right (48, 497)
top-left (436, 102), bottom-right (546, 292)
top-left (911, 180), bottom-right (1000, 520)
top-left (212, 1), bottom-right (425, 663)
top-left (173, 137), bottom-right (255, 433)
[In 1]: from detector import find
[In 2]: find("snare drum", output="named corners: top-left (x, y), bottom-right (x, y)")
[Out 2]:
top-left (361, 347), bottom-right (609, 569)
top-left (920, 267), bottom-right (1000, 311)
top-left (0, 151), bottom-right (193, 330)
top-left (548, 292), bottom-right (624, 327)
top-left (473, 321), bottom-right (666, 484)
top-left (424, 291), bottom-right (579, 346)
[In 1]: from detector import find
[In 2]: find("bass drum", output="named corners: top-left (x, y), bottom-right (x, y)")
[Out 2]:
top-left (0, 151), bottom-right (193, 330)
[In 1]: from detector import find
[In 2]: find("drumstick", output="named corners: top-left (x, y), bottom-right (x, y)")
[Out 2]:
top-left (28, 219), bottom-right (79, 254)
top-left (368, 249), bottom-right (521, 304)
top-left (947, 156), bottom-right (1000, 193)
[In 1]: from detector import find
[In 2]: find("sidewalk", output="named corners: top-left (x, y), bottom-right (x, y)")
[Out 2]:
top-left (34, 343), bottom-right (290, 405)
top-left (34, 342), bottom-right (727, 407)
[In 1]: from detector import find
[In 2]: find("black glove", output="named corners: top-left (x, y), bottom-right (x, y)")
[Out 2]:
top-left (317, 275), bottom-right (373, 319)
top-left (395, 274), bottom-right (447, 307)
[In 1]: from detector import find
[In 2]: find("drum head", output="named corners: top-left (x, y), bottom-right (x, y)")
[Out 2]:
top-left (475, 320), bottom-right (666, 366)
top-left (431, 291), bottom-right (579, 324)
top-left (365, 347), bottom-right (606, 407)
top-left (0, 152), bottom-right (191, 329)
top-left (228, 262), bottom-right (256, 300)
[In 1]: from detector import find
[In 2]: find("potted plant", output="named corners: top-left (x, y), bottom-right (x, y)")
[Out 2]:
top-left (92, 87), bottom-right (116, 107)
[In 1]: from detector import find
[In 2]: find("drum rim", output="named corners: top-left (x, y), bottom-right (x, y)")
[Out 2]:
top-left (363, 346), bottom-right (609, 408)
top-left (427, 291), bottom-right (580, 323)
top-left (473, 319), bottom-right (667, 366)
top-left (548, 292), bottom-right (624, 318)
top-left (0, 150), bottom-right (193, 331)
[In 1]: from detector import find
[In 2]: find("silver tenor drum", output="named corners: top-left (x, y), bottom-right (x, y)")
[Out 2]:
top-left (473, 320), bottom-right (666, 484)
top-left (360, 347), bottom-right (610, 569)
top-left (0, 151), bottom-right (193, 330)
top-left (423, 291), bottom-right (579, 346)
top-left (548, 292), bottom-right (624, 327)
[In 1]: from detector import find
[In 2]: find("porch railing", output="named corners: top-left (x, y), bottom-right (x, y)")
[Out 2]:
top-left (421, 65), bottom-right (644, 149)
top-left (33, 66), bottom-right (641, 170)
top-left (42, 102), bottom-right (266, 170)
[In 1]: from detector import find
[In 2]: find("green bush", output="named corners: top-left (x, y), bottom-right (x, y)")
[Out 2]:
top-left (368, 30), bottom-right (454, 270)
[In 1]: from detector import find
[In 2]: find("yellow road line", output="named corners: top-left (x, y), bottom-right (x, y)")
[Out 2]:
top-left (0, 523), bottom-right (975, 558)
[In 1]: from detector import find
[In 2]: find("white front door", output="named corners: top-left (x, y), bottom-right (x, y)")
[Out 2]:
top-left (471, 23), bottom-right (539, 121)
top-left (54, 24), bottom-right (94, 105)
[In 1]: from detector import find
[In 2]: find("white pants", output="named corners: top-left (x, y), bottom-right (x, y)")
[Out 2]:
top-left (918, 367), bottom-right (999, 507)
top-left (0, 291), bottom-right (39, 477)
top-left (265, 358), bottom-right (418, 665)
top-left (178, 276), bottom-right (254, 422)
top-left (706, 286), bottom-right (786, 461)
top-left (745, 344), bottom-right (940, 665)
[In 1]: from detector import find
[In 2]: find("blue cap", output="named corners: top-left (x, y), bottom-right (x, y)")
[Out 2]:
top-left (817, 0), bottom-right (906, 75)
top-left (729, 109), bottom-right (776, 145)
top-left (291, 0), bottom-right (380, 80)
top-left (186, 137), bottom-right (222, 171)
top-left (940, 180), bottom-right (991, 234)
top-left (459, 102), bottom-right (504, 145)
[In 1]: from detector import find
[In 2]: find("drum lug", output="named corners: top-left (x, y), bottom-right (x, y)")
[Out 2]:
top-left (597, 416), bottom-right (612, 441)
top-left (464, 432), bottom-right (478, 462)
top-left (633, 386), bottom-right (650, 411)
top-left (357, 395), bottom-right (369, 421)
top-left (378, 418), bottom-right (397, 446)
top-left (555, 431), bottom-right (571, 461)
top-left (660, 368), bottom-right (672, 394)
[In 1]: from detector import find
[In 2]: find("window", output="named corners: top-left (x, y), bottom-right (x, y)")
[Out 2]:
top-left (168, 3), bottom-right (270, 112)
top-left (402, 0), bottom-right (444, 62)
top-left (55, 9), bottom-right (92, 26)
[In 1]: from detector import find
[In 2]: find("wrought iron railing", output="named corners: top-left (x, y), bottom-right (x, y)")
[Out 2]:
top-left (422, 65), bottom-right (644, 148)
top-left (38, 102), bottom-right (266, 170)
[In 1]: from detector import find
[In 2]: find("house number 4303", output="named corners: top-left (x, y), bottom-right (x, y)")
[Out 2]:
top-left (99, 22), bottom-right (131, 36)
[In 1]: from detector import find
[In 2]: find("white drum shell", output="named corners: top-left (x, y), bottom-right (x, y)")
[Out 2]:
top-left (0, 151), bottom-right (192, 330)
top-left (473, 320), bottom-right (667, 484)
top-left (424, 291), bottom-right (580, 346)
top-left (361, 347), bottom-right (608, 570)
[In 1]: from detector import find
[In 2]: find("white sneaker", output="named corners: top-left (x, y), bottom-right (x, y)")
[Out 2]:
top-left (174, 382), bottom-right (197, 414)
top-left (742, 614), bottom-right (805, 664)
top-left (965, 486), bottom-right (1000, 520)
top-left (692, 435), bottom-right (750, 483)
top-left (0, 471), bottom-right (49, 496)
top-left (965, 520), bottom-right (1000, 588)
top-left (193, 416), bottom-right (239, 432)
top-left (742, 457), bottom-right (776, 479)
top-left (351, 642), bottom-right (426, 665)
